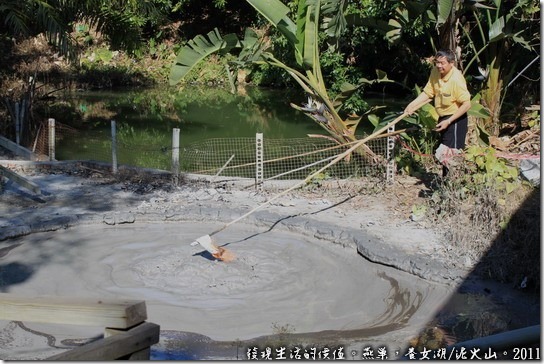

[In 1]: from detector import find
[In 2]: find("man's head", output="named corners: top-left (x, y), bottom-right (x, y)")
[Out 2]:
top-left (434, 50), bottom-right (456, 77)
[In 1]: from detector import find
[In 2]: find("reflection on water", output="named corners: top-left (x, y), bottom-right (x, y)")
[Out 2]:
top-left (370, 272), bottom-right (423, 328)
top-left (53, 86), bottom-right (404, 171)
top-left (55, 86), bottom-right (324, 168)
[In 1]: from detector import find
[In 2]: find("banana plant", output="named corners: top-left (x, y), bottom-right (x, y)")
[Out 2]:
top-left (357, 0), bottom-right (538, 139)
top-left (461, 0), bottom-right (538, 136)
top-left (170, 0), bottom-right (392, 162)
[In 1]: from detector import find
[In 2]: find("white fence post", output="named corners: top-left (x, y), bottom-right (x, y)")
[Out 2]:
top-left (111, 120), bottom-right (118, 174)
top-left (172, 128), bottom-right (180, 175)
top-left (15, 102), bottom-right (20, 145)
top-left (20, 99), bottom-right (26, 141)
top-left (386, 125), bottom-right (395, 185)
top-left (255, 133), bottom-right (264, 190)
top-left (48, 118), bottom-right (55, 161)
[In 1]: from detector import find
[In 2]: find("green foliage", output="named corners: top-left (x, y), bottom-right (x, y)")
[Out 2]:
top-left (172, 0), bottom-right (228, 12)
top-left (244, 23), bottom-right (297, 87)
top-left (316, 46), bottom-right (344, 84)
top-left (169, 28), bottom-right (241, 85)
top-left (463, 146), bottom-right (520, 194)
top-left (460, 0), bottom-right (539, 136)
top-left (76, 44), bottom-right (170, 88)
top-left (175, 53), bottom-right (236, 86)
top-left (410, 203), bottom-right (427, 221)
top-left (342, 0), bottom-right (434, 88)
top-left (0, 0), bottom-right (171, 59)
top-left (144, 36), bottom-right (171, 61)
top-left (394, 85), bottom-right (494, 176)
top-left (355, 0), bottom-right (539, 137)
top-left (525, 109), bottom-right (540, 129)
top-left (306, 169), bottom-right (332, 188)
top-left (93, 49), bottom-right (114, 64)
top-left (74, 24), bottom-right (94, 46)
top-left (170, 0), bottom-right (395, 151)
top-left (341, 93), bottom-right (369, 116)
top-left (248, 61), bottom-right (294, 88)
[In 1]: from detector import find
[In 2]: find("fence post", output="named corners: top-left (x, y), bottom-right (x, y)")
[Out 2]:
top-left (386, 124), bottom-right (395, 185)
top-left (255, 133), bottom-right (264, 190)
top-left (20, 99), bottom-right (26, 143)
top-left (48, 118), bottom-right (55, 161)
top-left (15, 102), bottom-right (20, 145)
top-left (172, 128), bottom-right (180, 175)
top-left (111, 120), bottom-right (117, 174)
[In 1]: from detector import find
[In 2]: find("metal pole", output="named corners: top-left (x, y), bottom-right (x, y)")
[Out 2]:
top-left (386, 124), bottom-right (395, 185)
top-left (15, 102), bottom-right (20, 145)
top-left (111, 120), bottom-right (117, 174)
top-left (48, 118), bottom-right (55, 161)
top-left (449, 325), bottom-right (540, 353)
top-left (255, 133), bottom-right (264, 190)
top-left (399, 325), bottom-right (541, 360)
top-left (20, 99), bottom-right (26, 141)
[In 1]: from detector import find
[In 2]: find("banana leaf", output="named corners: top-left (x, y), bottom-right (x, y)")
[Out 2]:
top-left (436, 0), bottom-right (454, 26)
top-left (300, 0), bottom-right (319, 69)
top-left (246, 0), bottom-right (300, 60)
top-left (169, 28), bottom-right (240, 85)
top-left (468, 94), bottom-right (491, 119)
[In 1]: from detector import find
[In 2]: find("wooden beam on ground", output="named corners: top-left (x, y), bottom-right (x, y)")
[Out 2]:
top-left (0, 135), bottom-right (39, 160)
top-left (47, 322), bottom-right (160, 360)
top-left (0, 165), bottom-right (42, 195)
top-left (105, 327), bottom-right (153, 360)
top-left (0, 294), bottom-right (147, 329)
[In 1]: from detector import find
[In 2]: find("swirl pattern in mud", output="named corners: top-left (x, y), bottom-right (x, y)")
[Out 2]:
top-left (1, 222), bottom-right (452, 340)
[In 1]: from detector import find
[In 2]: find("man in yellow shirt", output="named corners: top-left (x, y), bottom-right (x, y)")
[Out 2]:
top-left (404, 49), bottom-right (471, 176)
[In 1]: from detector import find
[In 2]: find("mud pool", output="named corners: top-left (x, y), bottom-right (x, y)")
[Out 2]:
top-left (0, 221), bottom-right (457, 359)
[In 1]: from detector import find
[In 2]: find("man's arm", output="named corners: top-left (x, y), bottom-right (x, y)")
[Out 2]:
top-left (404, 92), bottom-right (431, 115)
top-left (434, 99), bottom-right (471, 132)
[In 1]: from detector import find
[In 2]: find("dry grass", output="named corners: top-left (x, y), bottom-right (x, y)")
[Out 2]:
top-left (428, 172), bottom-right (540, 291)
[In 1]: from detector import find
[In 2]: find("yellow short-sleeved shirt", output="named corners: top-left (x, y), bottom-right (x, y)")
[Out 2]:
top-left (423, 66), bottom-right (471, 117)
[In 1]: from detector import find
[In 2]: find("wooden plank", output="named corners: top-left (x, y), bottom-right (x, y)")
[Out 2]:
top-left (105, 328), bottom-right (152, 359)
top-left (0, 135), bottom-right (39, 160)
top-left (0, 165), bottom-right (42, 195)
top-left (122, 347), bottom-right (151, 360)
top-left (47, 322), bottom-right (160, 360)
top-left (0, 294), bottom-right (147, 329)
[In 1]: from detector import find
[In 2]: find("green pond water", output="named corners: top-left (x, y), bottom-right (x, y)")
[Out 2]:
top-left (55, 86), bottom-right (406, 172)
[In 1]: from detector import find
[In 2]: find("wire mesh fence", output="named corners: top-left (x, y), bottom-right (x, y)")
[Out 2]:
top-left (30, 119), bottom-right (395, 184)
top-left (181, 136), bottom-right (391, 181)
top-left (33, 120), bottom-right (174, 170)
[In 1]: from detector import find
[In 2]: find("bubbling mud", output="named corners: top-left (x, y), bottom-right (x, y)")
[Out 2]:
top-left (1, 222), bottom-right (453, 341)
